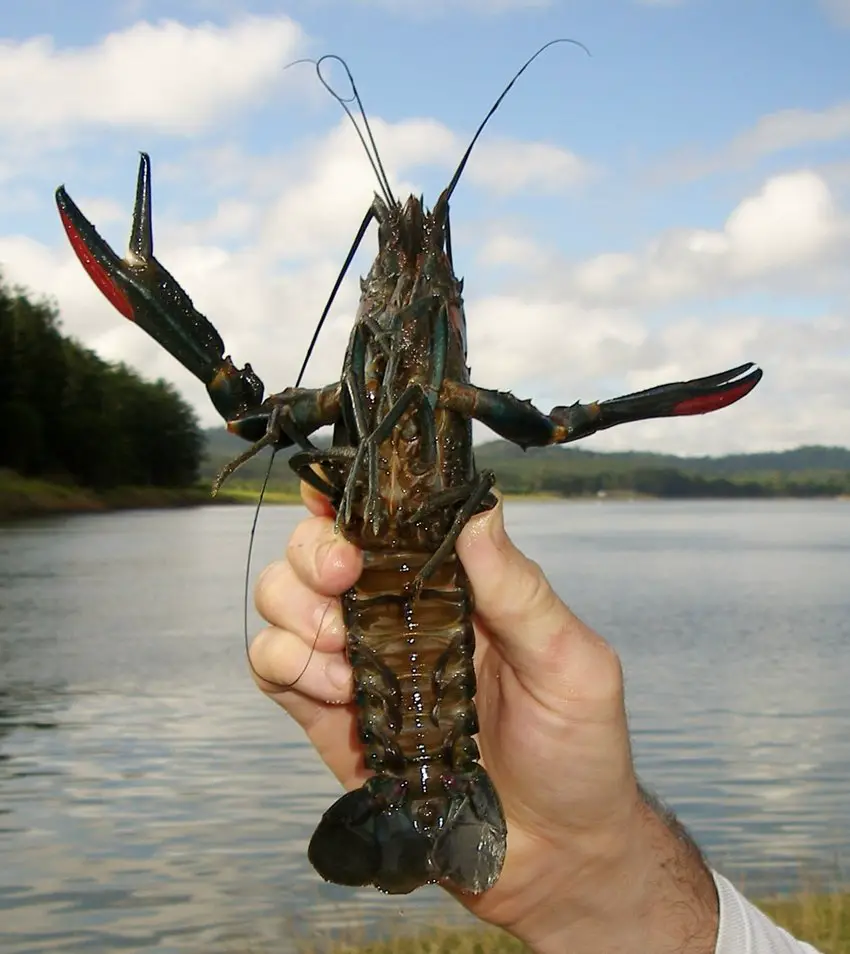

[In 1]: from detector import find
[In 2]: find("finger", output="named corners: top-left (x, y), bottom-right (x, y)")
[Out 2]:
top-left (286, 515), bottom-right (362, 596)
top-left (456, 500), bottom-right (621, 705)
top-left (255, 558), bottom-right (345, 652)
top-left (301, 480), bottom-right (335, 518)
top-left (250, 625), bottom-right (352, 702)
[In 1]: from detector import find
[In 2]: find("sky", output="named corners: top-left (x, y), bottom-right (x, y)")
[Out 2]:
top-left (1, 0), bottom-right (849, 456)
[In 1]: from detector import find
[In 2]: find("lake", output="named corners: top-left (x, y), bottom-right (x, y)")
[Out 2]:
top-left (1, 500), bottom-right (849, 952)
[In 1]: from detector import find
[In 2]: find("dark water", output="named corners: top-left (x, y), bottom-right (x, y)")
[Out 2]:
top-left (1, 501), bottom-right (848, 951)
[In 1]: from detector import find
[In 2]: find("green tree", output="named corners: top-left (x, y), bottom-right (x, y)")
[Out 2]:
top-left (1, 276), bottom-right (204, 489)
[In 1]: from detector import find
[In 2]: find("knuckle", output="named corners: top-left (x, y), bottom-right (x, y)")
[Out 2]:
top-left (254, 560), bottom-right (289, 620)
top-left (512, 554), bottom-right (555, 619)
top-left (582, 638), bottom-right (625, 704)
top-left (248, 626), bottom-right (278, 682)
top-left (286, 516), bottom-right (332, 583)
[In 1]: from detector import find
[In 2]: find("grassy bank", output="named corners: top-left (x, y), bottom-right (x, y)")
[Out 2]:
top-left (213, 482), bottom-right (302, 505)
top-left (758, 889), bottom-right (850, 953)
top-left (291, 888), bottom-right (850, 954)
top-left (0, 470), bottom-right (252, 521)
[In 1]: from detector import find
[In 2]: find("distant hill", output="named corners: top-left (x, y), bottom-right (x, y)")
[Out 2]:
top-left (472, 440), bottom-right (850, 475)
top-left (201, 426), bottom-right (850, 498)
top-left (201, 425), bottom-right (325, 488)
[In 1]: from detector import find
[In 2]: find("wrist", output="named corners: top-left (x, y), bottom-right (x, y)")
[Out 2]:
top-left (627, 792), bottom-right (719, 954)
top-left (515, 788), bottom-right (719, 954)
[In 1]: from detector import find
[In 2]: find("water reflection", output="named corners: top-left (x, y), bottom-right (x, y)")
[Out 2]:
top-left (0, 501), bottom-right (848, 950)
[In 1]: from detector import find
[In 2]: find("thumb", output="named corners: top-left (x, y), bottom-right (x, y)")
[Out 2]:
top-left (456, 500), bottom-right (623, 709)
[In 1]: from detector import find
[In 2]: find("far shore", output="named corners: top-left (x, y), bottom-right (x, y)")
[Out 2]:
top-left (0, 471), bottom-right (290, 522)
top-left (2, 471), bottom-right (847, 522)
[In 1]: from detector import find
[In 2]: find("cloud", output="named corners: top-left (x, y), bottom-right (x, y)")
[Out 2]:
top-left (0, 17), bottom-right (303, 137)
top-left (724, 171), bottom-right (839, 273)
top-left (659, 102), bottom-right (850, 181)
top-left (464, 138), bottom-right (595, 195)
top-left (476, 231), bottom-right (551, 270)
top-left (153, 118), bottom-right (592, 261)
top-left (820, 0), bottom-right (850, 26)
top-left (459, 168), bottom-right (850, 454)
top-left (562, 171), bottom-right (845, 308)
top-left (2, 112), bottom-right (848, 456)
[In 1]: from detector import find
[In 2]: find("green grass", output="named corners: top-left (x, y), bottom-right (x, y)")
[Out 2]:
top-left (213, 482), bottom-right (302, 505)
top-left (759, 890), bottom-right (850, 954)
top-left (0, 469), bottom-right (103, 519)
top-left (0, 470), bottom-right (309, 520)
top-left (283, 889), bottom-right (850, 954)
top-left (298, 925), bottom-right (529, 954)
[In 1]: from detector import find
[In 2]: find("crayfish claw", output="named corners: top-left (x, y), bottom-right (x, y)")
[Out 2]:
top-left (127, 152), bottom-right (153, 265)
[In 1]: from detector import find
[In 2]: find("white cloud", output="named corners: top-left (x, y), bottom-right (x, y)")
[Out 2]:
top-left (152, 118), bottom-right (593, 261)
top-left (253, 125), bottom-right (591, 260)
top-left (725, 172), bottom-right (839, 274)
top-left (566, 171), bottom-right (845, 308)
top-left (476, 231), bottom-right (551, 270)
top-left (466, 294), bottom-right (646, 389)
top-left (660, 102), bottom-right (850, 181)
top-left (2, 97), bottom-right (848, 457)
top-left (614, 311), bottom-right (850, 454)
top-left (456, 168), bottom-right (850, 454)
top-left (465, 138), bottom-right (595, 195)
top-left (0, 17), bottom-right (303, 137)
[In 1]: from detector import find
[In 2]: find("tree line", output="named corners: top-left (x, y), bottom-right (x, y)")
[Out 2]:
top-left (199, 428), bottom-right (850, 499)
top-left (473, 443), bottom-right (850, 498)
top-left (1, 278), bottom-right (204, 489)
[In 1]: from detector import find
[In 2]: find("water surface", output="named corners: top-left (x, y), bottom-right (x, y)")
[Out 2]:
top-left (1, 500), bottom-right (848, 951)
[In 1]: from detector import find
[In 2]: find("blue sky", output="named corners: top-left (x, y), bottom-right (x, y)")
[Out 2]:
top-left (1, 0), bottom-right (849, 454)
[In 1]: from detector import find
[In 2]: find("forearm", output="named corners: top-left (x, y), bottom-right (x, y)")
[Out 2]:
top-left (630, 790), bottom-right (822, 954)
top-left (513, 787), bottom-right (718, 954)
top-left (520, 788), bottom-right (821, 954)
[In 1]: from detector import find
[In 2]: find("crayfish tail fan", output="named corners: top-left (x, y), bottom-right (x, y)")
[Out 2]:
top-left (432, 767), bottom-right (507, 894)
top-left (308, 770), bottom-right (506, 895)
top-left (308, 785), bottom-right (433, 895)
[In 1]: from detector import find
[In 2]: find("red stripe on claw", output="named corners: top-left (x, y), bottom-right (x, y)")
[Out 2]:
top-left (59, 210), bottom-right (134, 321)
top-left (672, 379), bottom-right (757, 416)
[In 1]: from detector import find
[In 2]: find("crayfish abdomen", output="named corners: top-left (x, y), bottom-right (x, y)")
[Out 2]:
top-left (309, 549), bottom-right (506, 895)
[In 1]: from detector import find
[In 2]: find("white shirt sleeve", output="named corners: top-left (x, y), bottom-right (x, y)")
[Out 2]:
top-left (713, 871), bottom-right (822, 954)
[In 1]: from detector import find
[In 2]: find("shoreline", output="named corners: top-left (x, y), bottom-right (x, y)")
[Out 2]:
top-left (285, 886), bottom-right (850, 953)
top-left (2, 472), bottom-right (848, 522)
top-left (0, 472), bottom-right (303, 522)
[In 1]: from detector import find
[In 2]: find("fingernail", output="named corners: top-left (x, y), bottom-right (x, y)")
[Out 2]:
top-left (484, 500), bottom-right (507, 543)
top-left (459, 499), bottom-right (505, 551)
top-left (327, 655), bottom-right (352, 690)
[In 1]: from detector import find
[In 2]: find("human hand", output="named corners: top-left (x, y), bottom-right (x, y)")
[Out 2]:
top-left (250, 485), bottom-right (718, 954)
